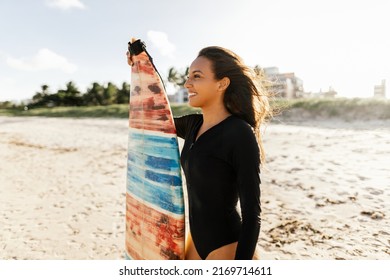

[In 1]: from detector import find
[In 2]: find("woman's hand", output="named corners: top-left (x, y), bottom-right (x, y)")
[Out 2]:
top-left (126, 37), bottom-right (138, 66)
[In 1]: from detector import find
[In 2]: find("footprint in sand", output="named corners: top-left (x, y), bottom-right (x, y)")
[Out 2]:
top-left (315, 197), bottom-right (346, 208)
top-left (267, 220), bottom-right (331, 247)
top-left (360, 210), bottom-right (385, 220)
top-left (357, 175), bottom-right (369, 181)
top-left (364, 187), bottom-right (384, 196)
top-left (287, 167), bottom-right (303, 173)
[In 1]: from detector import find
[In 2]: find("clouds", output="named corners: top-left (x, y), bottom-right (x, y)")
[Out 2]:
top-left (45, 0), bottom-right (86, 10)
top-left (6, 48), bottom-right (78, 74)
top-left (147, 31), bottom-right (176, 58)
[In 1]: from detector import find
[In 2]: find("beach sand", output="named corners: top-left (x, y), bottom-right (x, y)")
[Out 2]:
top-left (0, 116), bottom-right (389, 259)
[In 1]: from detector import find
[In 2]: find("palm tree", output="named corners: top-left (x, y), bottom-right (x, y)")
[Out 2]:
top-left (102, 82), bottom-right (118, 105)
top-left (84, 82), bottom-right (105, 106)
top-left (116, 82), bottom-right (130, 104)
top-left (168, 67), bottom-right (189, 87)
top-left (32, 84), bottom-right (50, 102)
top-left (58, 81), bottom-right (82, 106)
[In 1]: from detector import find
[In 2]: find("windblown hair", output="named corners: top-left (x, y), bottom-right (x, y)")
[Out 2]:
top-left (198, 46), bottom-right (273, 164)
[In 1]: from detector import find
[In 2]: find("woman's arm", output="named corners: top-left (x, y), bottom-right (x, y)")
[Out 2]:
top-left (232, 124), bottom-right (261, 260)
top-left (174, 116), bottom-right (189, 139)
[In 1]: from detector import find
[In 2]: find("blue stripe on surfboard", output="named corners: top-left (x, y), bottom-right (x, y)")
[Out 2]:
top-left (129, 130), bottom-right (180, 148)
top-left (145, 155), bottom-right (179, 171)
top-left (127, 129), bottom-right (183, 214)
top-left (145, 170), bottom-right (181, 185)
top-left (128, 151), bottom-right (180, 172)
top-left (127, 159), bottom-right (182, 190)
top-left (128, 143), bottom-right (179, 159)
top-left (128, 131), bottom-right (180, 160)
top-left (127, 148), bottom-right (182, 185)
top-left (127, 164), bottom-right (182, 191)
top-left (127, 166), bottom-right (183, 214)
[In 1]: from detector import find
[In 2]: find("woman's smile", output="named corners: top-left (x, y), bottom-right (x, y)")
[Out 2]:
top-left (188, 92), bottom-right (198, 98)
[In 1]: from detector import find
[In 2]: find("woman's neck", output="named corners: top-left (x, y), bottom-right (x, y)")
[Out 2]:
top-left (201, 103), bottom-right (231, 128)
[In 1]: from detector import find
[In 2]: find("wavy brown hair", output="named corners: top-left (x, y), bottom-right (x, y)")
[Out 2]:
top-left (198, 46), bottom-right (273, 164)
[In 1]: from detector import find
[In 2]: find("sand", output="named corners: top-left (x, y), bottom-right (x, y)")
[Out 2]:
top-left (0, 116), bottom-right (389, 259)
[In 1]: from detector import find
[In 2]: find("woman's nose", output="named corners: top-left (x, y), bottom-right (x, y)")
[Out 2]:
top-left (184, 77), bottom-right (191, 89)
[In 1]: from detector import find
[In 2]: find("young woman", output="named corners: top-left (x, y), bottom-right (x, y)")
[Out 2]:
top-left (127, 40), bottom-right (271, 260)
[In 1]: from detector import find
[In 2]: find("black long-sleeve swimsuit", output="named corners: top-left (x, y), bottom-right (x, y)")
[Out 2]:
top-left (174, 114), bottom-right (261, 260)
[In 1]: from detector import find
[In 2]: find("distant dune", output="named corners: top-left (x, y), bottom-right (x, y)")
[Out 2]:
top-left (273, 98), bottom-right (390, 122)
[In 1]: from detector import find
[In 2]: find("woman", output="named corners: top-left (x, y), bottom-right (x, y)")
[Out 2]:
top-left (127, 40), bottom-right (271, 260)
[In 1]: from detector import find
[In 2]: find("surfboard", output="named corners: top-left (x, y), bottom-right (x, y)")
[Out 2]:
top-left (125, 40), bottom-right (185, 260)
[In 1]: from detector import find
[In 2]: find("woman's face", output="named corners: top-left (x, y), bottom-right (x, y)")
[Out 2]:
top-left (184, 56), bottom-right (222, 108)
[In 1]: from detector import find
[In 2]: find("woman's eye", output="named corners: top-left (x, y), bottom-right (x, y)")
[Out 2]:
top-left (186, 74), bottom-right (202, 80)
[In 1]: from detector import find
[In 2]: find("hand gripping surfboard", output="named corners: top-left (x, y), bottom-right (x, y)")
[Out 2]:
top-left (125, 39), bottom-right (185, 260)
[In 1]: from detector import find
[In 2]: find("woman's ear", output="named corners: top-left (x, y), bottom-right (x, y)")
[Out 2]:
top-left (218, 77), bottom-right (230, 92)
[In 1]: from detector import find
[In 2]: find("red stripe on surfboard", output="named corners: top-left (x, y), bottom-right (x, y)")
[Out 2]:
top-left (130, 97), bottom-right (169, 112)
top-left (129, 97), bottom-right (176, 133)
top-left (130, 109), bottom-right (172, 120)
top-left (129, 77), bottom-right (176, 134)
top-left (125, 193), bottom-right (185, 260)
top-left (133, 59), bottom-right (154, 76)
top-left (129, 56), bottom-right (176, 134)
top-left (129, 121), bottom-right (176, 134)
top-left (129, 112), bottom-right (176, 134)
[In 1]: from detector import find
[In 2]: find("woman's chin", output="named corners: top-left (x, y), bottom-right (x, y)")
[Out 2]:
top-left (188, 99), bottom-right (201, 108)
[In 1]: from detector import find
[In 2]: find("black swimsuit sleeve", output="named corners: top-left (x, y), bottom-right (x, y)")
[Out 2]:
top-left (174, 115), bottom-right (189, 139)
top-left (231, 124), bottom-right (261, 260)
top-left (174, 114), bottom-right (202, 139)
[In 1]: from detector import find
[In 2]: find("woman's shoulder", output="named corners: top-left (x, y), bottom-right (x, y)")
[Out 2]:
top-left (174, 113), bottom-right (203, 139)
top-left (226, 116), bottom-right (260, 161)
top-left (224, 115), bottom-right (258, 144)
top-left (175, 113), bottom-right (203, 125)
top-left (228, 115), bottom-right (254, 134)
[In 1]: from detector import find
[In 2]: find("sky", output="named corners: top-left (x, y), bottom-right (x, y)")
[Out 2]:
top-left (0, 0), bottom-right (389, 102)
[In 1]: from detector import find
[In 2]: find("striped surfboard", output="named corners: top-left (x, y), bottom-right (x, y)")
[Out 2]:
top-left (125, 40), bottom-right (185, 260)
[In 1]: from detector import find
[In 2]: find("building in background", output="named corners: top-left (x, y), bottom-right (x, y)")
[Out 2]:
top-left (168, 66), bottom-right (340, 102)
top-left (263, 67), bottom-right (304, 98)
top-left (373, 80), bottom-right (386, 99)
top-left (311, 87), bottom-right (338, 98)
top-left (168, 87), bottom-right (188, 103)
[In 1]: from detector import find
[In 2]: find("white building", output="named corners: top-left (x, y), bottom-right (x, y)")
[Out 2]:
top-left (374, 80), bottom-right (386, 99)
top-left (168, 87), bottom-right (188, 103)
top-left (263, 67), bottom-right (304, 98)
